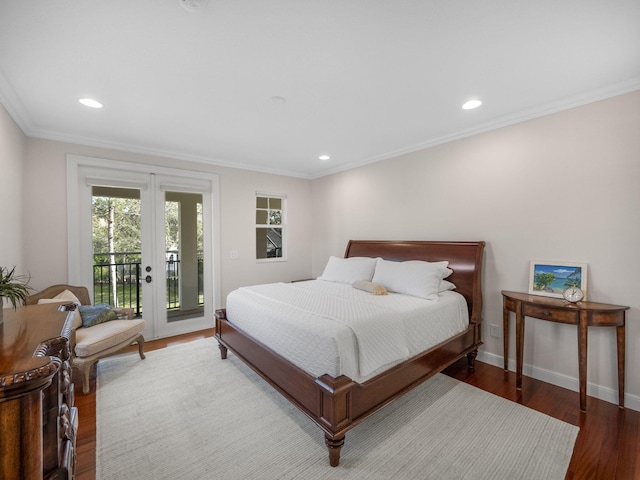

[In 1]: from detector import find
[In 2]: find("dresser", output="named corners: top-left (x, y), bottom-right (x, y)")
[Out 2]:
top-left (502, 290), bottom-right (629, 411)
top-left (0, 303), bottom-right (78, 479)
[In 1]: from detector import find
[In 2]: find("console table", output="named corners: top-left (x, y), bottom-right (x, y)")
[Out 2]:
top-left (501, 290), bottom-right (629, 411)
top-left (0, 303), bottom-right (78, 479)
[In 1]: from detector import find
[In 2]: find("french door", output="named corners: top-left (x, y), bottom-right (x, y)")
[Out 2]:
top-left (67, 156), bottom-right (219, 339)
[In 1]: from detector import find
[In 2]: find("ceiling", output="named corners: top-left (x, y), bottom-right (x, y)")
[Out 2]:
top-left (1, 1), bottom-right (639, 179)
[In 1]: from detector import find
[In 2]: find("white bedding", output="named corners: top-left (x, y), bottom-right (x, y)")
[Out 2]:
top-left (225, 280), bottom-right (469, 383)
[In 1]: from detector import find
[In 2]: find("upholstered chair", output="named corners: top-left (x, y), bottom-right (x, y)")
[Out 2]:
top-left (26, 284), bottom-right (145, 394)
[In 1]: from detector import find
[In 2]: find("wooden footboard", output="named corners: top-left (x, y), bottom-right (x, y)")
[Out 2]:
top-left (216, 309), bottom-right (480, 466)
top-left (215, 240), bottom-right (485, 466)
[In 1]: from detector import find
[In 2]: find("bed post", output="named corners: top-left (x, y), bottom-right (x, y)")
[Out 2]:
top-left (315, 374), bottom-right (356, 467)
top-left (466, 241), bottom-right (485, 370)
top-left (466, 349), bottom-right (477, 369)
top-left (325, 436), bottom-right (345, 468)
top-left (215, 309), bottom-right (228, 359)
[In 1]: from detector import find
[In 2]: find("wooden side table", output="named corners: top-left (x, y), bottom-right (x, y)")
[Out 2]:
top-left (501, 290), bottom-right (629, 411)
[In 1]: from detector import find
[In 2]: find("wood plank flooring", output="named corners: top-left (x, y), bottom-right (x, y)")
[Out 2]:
top-left (74, 329), bottom-right (640, 480)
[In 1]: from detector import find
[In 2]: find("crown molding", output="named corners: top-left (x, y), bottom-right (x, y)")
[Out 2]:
top-left (310, 78), bottom-right (640, 179)
top-left (0, 68), bottom-right (31, 132)
top-left (2, 70), bottom-right (638, 181)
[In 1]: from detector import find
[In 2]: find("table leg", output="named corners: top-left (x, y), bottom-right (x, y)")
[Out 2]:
top-left (617, 323), bottom-right (625, 408)
top-left (515, 302), bottom-right (524, 390)
top-left (578, 313), bottom-right (588, 411)
top-left (503, 303), bottom-right (509, 371)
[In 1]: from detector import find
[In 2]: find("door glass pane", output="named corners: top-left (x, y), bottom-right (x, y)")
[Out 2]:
top-left (91, 186), bottom-right (143, 317)
top-left (165, 191), bottom-right (204, 323)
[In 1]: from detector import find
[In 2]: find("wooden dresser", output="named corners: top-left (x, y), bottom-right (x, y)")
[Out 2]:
top-left (0, 303), bottom-right (78, 479)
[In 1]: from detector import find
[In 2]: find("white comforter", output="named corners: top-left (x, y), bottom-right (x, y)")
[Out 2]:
top-left (225, 280), bottom-right (469, 383)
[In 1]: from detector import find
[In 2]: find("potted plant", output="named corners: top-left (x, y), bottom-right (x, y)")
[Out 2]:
top-left (0, 266), bottom-right (32, 324)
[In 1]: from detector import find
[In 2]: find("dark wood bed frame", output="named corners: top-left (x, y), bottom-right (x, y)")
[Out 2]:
top-left (215, 240), bottom-right (485, 466)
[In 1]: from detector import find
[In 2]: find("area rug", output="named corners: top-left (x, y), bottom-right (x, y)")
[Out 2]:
top-left (96, 338), bottom-right (578, 480)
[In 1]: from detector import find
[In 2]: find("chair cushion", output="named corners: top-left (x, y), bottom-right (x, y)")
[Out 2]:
top-left (75, 319), bottom-right (145, 358)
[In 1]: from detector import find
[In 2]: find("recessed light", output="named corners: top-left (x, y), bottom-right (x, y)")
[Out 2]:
top-left (319, 155), bottom-right (330, 161)
top-left (462, 99), bottom-right (482, 110)
top-left (178, 0), bottom-right (208, 13)
top-left (271, 96), bottom-right (287, 105)
top-left (79, 98), bottom-right (103, 109)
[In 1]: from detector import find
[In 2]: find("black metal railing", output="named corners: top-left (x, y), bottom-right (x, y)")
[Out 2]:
top-left (166, 251), bottom-right (179, 310)
top-left (93, 251), bottom-right (203, 317)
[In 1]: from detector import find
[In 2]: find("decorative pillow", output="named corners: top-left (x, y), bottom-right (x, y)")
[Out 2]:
top-left (318, 256), bottom-right (377, 284)
top-left (78, 302), bottom-right (118, 328)
top-left (371, 258), bottom-right (449, 300)
top-left (352, 280), bottom-right (388, 295)
top-left (37, 289), bottom-right (82, 306)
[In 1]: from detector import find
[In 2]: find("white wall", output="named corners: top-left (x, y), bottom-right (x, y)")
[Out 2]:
top-left (0, 102), bottom-right (26, 302)
top-left (22, 139), bottom-right (313, 305)
top-left (311, 90), bottom-right (640, 409)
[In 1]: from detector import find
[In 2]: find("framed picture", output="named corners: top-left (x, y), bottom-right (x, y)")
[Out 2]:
top-left (528, 261), bottom-right (587, 299)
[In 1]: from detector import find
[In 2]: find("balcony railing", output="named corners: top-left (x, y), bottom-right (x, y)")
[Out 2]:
top-left (93, 251), bottom-right (203, 317)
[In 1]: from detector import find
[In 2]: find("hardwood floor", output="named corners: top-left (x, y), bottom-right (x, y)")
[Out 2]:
top-left (74, 330), bottom-right (640, 480)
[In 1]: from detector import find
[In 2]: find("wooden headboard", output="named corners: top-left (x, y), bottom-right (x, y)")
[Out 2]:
top-left (344, 240), bottom-right (485, 324)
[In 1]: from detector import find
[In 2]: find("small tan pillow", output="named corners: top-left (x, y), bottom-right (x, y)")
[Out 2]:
top-left (352, 280), bottom-right (388, 295)
top-left (38, 298), bottom-right (67, 305)
top-left (37, 289), bottom-right (82, 306)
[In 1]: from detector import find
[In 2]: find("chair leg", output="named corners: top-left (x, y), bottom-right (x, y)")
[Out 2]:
top-left (81, 363), bottom-right (92, 395)
top-left (137, 334), bottom-right (146, 360)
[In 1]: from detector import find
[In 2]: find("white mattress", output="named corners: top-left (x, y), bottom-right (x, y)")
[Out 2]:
top-left (225, 280), bottom-right (469, 383)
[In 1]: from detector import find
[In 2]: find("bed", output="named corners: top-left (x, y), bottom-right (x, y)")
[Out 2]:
top-left (215, 240), bottom-right (485, 466)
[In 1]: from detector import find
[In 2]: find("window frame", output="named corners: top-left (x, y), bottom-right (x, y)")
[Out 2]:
top-left (255, 192), bottom-right (287, 263)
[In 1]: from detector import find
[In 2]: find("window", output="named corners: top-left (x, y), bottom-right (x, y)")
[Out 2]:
top-left (256, 193), bottom-right (286, 261)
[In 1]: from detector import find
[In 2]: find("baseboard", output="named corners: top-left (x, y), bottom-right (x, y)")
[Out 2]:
top-left (476, 350), bottom-right (640, 412)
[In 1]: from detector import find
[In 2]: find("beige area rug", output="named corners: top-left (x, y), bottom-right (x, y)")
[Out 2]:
top-left (96, 338), bottom-right (578, 480)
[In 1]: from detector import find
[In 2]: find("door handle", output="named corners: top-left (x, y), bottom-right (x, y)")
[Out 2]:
top-left (145, 275), bottom-right (152, 283)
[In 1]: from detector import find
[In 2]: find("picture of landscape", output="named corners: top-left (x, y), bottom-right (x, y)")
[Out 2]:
top-left (529, 261), bottom-right (587, 298)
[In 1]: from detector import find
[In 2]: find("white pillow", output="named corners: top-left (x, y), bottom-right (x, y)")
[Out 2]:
top-left (440, 280), bottom-right (456, 291)
top-left (371, 258), bottom-right (449, 300)
top-left (318, 256), bottom-right (377, 284)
